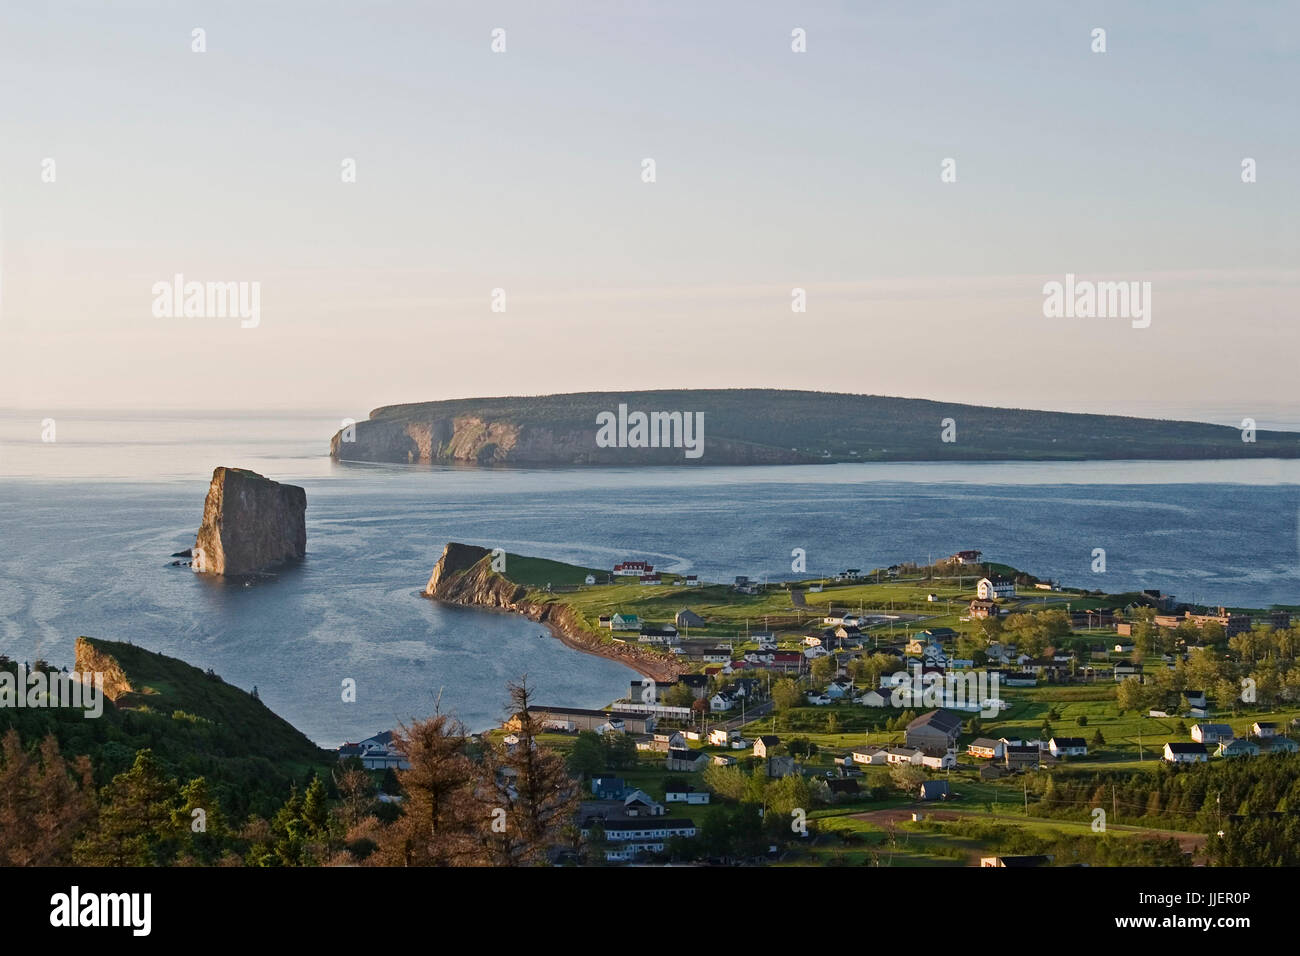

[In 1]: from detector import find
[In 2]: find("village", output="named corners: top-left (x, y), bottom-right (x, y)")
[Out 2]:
top-left (341, 548), bottom-right (1300, 866)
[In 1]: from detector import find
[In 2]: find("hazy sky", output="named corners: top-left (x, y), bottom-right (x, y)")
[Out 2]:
top-left (0, 1), bottom-right (1295, 418)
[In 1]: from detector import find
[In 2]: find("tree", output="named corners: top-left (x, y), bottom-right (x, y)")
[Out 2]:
top-left (604, 732), bottom-right (639, 771)
top-left (172, 776), bottom-right (228, 864)
top-left (333, 760), bottom-right (376, 830)
top-left (889, 763), bottom-right (925, 791)
top-left (1076, 715), bottom-right (1088, 727)
top-left (567, 730), bottom-right (606, 779)
top-left (1116, 677), bottom-right (1145, 713)
top-left (484, 677), bottom-right (581, 866)
top-left (1090, 729), bottom-right (1106, 749)
top-left (786, 736), bottom-right (817, 759)
top-left (664, 683), bottom-right (694, 708)
top-left (371, 713), bottom-right (484, 867)
top-left (811, 655), bottom-right (837, 684)
top-left (771, 678), bottom-right (802, 711)
top-left (76, 749), bottom-right (180, 866)
top-left (0, 730), bottom-right (96, 866)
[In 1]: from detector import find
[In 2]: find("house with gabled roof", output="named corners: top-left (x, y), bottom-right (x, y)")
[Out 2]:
top-left (1217, 738), bottom-right (1260, 758)
top-left (665, 748), bottom-right (709, 772)
top-left (977, 577), bottom-right (1015, 600)
top-left (1191, 723), bottom-right (1234, 744)
top-left (968, 738), bottom-right (1003, 759)
top-left (1048, 737), bottom-right (1087, 758)
top-left (622, 789), bottom-right (664, 817)
top-left (1164, 741), bottom-right (1208, 763)
top-left (904, 709), bottom-right (964, 751)
top-left (753, 735), bottom-right (781, 759)
top-left (919, 780), bottom-right (951, 801)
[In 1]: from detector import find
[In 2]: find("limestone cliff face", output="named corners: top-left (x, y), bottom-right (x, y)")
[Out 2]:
top-left (331, 415), bottom-right (800, 466)
top-left (423, 542), bottom-right (685, 682)
top-left (74, 636), bottom-right (131, 704)
top-left (193, 467), bottom-right (306, 576)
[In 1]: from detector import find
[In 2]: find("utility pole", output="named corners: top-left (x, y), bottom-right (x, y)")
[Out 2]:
top-left (1112, 784), bottom-right (1117, 825)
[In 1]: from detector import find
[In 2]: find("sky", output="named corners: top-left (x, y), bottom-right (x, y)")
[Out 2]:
top-left (0, 0), bottom-right (1295, 420)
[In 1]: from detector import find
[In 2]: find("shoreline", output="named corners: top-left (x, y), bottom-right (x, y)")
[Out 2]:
top-left (427, 594), bottom-right (684, 684)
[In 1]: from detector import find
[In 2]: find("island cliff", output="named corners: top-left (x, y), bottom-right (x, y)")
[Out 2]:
top-left (423, 542), bottom-right (684, 682)
top-left (193, 467), bottom-right (307, 576)
top-left (329, 389), bottom-right (1300, 467)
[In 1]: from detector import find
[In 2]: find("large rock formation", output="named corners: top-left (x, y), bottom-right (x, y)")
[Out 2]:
top-left (329, 389), bottom-right (1300, 466)
top-left (193, 467), bottom-right (306, 576)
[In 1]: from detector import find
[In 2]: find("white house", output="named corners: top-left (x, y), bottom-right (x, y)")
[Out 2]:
top-left (1048, 737), bottom-right (1088, 758)
top-left (709, 728), bottom-right (738, 747)
top-left (1252, 721), bottom-right (1278, 739)
top-left (851, 745), bottom-right (888, 765)
top-left (919, 749), bottom-right (958, 770)
top-left (591, 818), bottom-right (697, 861)
top-left (857, 689), bottom-right (890, 708)
top-left (345, 731), bottom-right (411, 770)
top-left (805, 692), bottom-right (832, 706)
top-left (1163, 742), bottom-right (1208, 763)
top-left (977, 577), bottom-right (1016, 600)
top-left (709, 692), bottom-right (736, 714)
top-left (967, 738), bottom-right (1004, 759)
top-left (609, 613), bottom-right (641, 631)
top-left (1191, 723), bottom-right (1234, 745)
top-left (664, 786), bottom-right (710, 805)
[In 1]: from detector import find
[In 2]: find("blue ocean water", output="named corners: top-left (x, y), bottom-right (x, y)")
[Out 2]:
top-left (0, 410), bottom-right (1298, 745)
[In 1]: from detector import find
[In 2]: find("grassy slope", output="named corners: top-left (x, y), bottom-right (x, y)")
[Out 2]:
top-left (1, 638), bottom-right (332, 818)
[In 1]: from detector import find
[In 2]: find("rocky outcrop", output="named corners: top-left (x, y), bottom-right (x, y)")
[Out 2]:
top-left (423, 543), bottom-right (685, 682)
top-left (74, 636), bottom-right (132, 704)
top-left (193, 467), bottom-right (306, 576)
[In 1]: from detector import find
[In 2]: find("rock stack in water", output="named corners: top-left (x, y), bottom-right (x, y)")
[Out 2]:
top-left (193, 467), bottom-right (306, 576)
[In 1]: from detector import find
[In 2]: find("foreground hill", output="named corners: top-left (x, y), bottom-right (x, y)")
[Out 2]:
top-left (329, 389), bottom-right (1298, 465)
top-left (0, 638), bottom-right (332, 818)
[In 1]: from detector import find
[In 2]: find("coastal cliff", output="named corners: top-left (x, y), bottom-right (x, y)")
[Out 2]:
top-left (423, 543), bottom-right (685, 682)
top-left (329, 389), bottom-right (1300, 467)
top-left (193, 467), bottom-right (307, 576)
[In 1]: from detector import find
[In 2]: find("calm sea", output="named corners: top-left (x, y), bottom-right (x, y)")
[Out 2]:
top-left (1, 409), bottom-right (1298, 745)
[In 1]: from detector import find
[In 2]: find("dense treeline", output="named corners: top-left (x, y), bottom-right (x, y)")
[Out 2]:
top-left (0, 678), bottom-right (580, 867)
top-left (1027, 755), bottom-right (1300, 837)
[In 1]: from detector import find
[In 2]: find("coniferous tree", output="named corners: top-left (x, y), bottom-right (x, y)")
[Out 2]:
top-left (370, 713), bottom-right (484, 866)
top-left (0, 730), bottom-right (96, 866)
top-left (76, 749), bottom-right (180, 866)
top-left (483, 677), bottom-right (580, 866)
